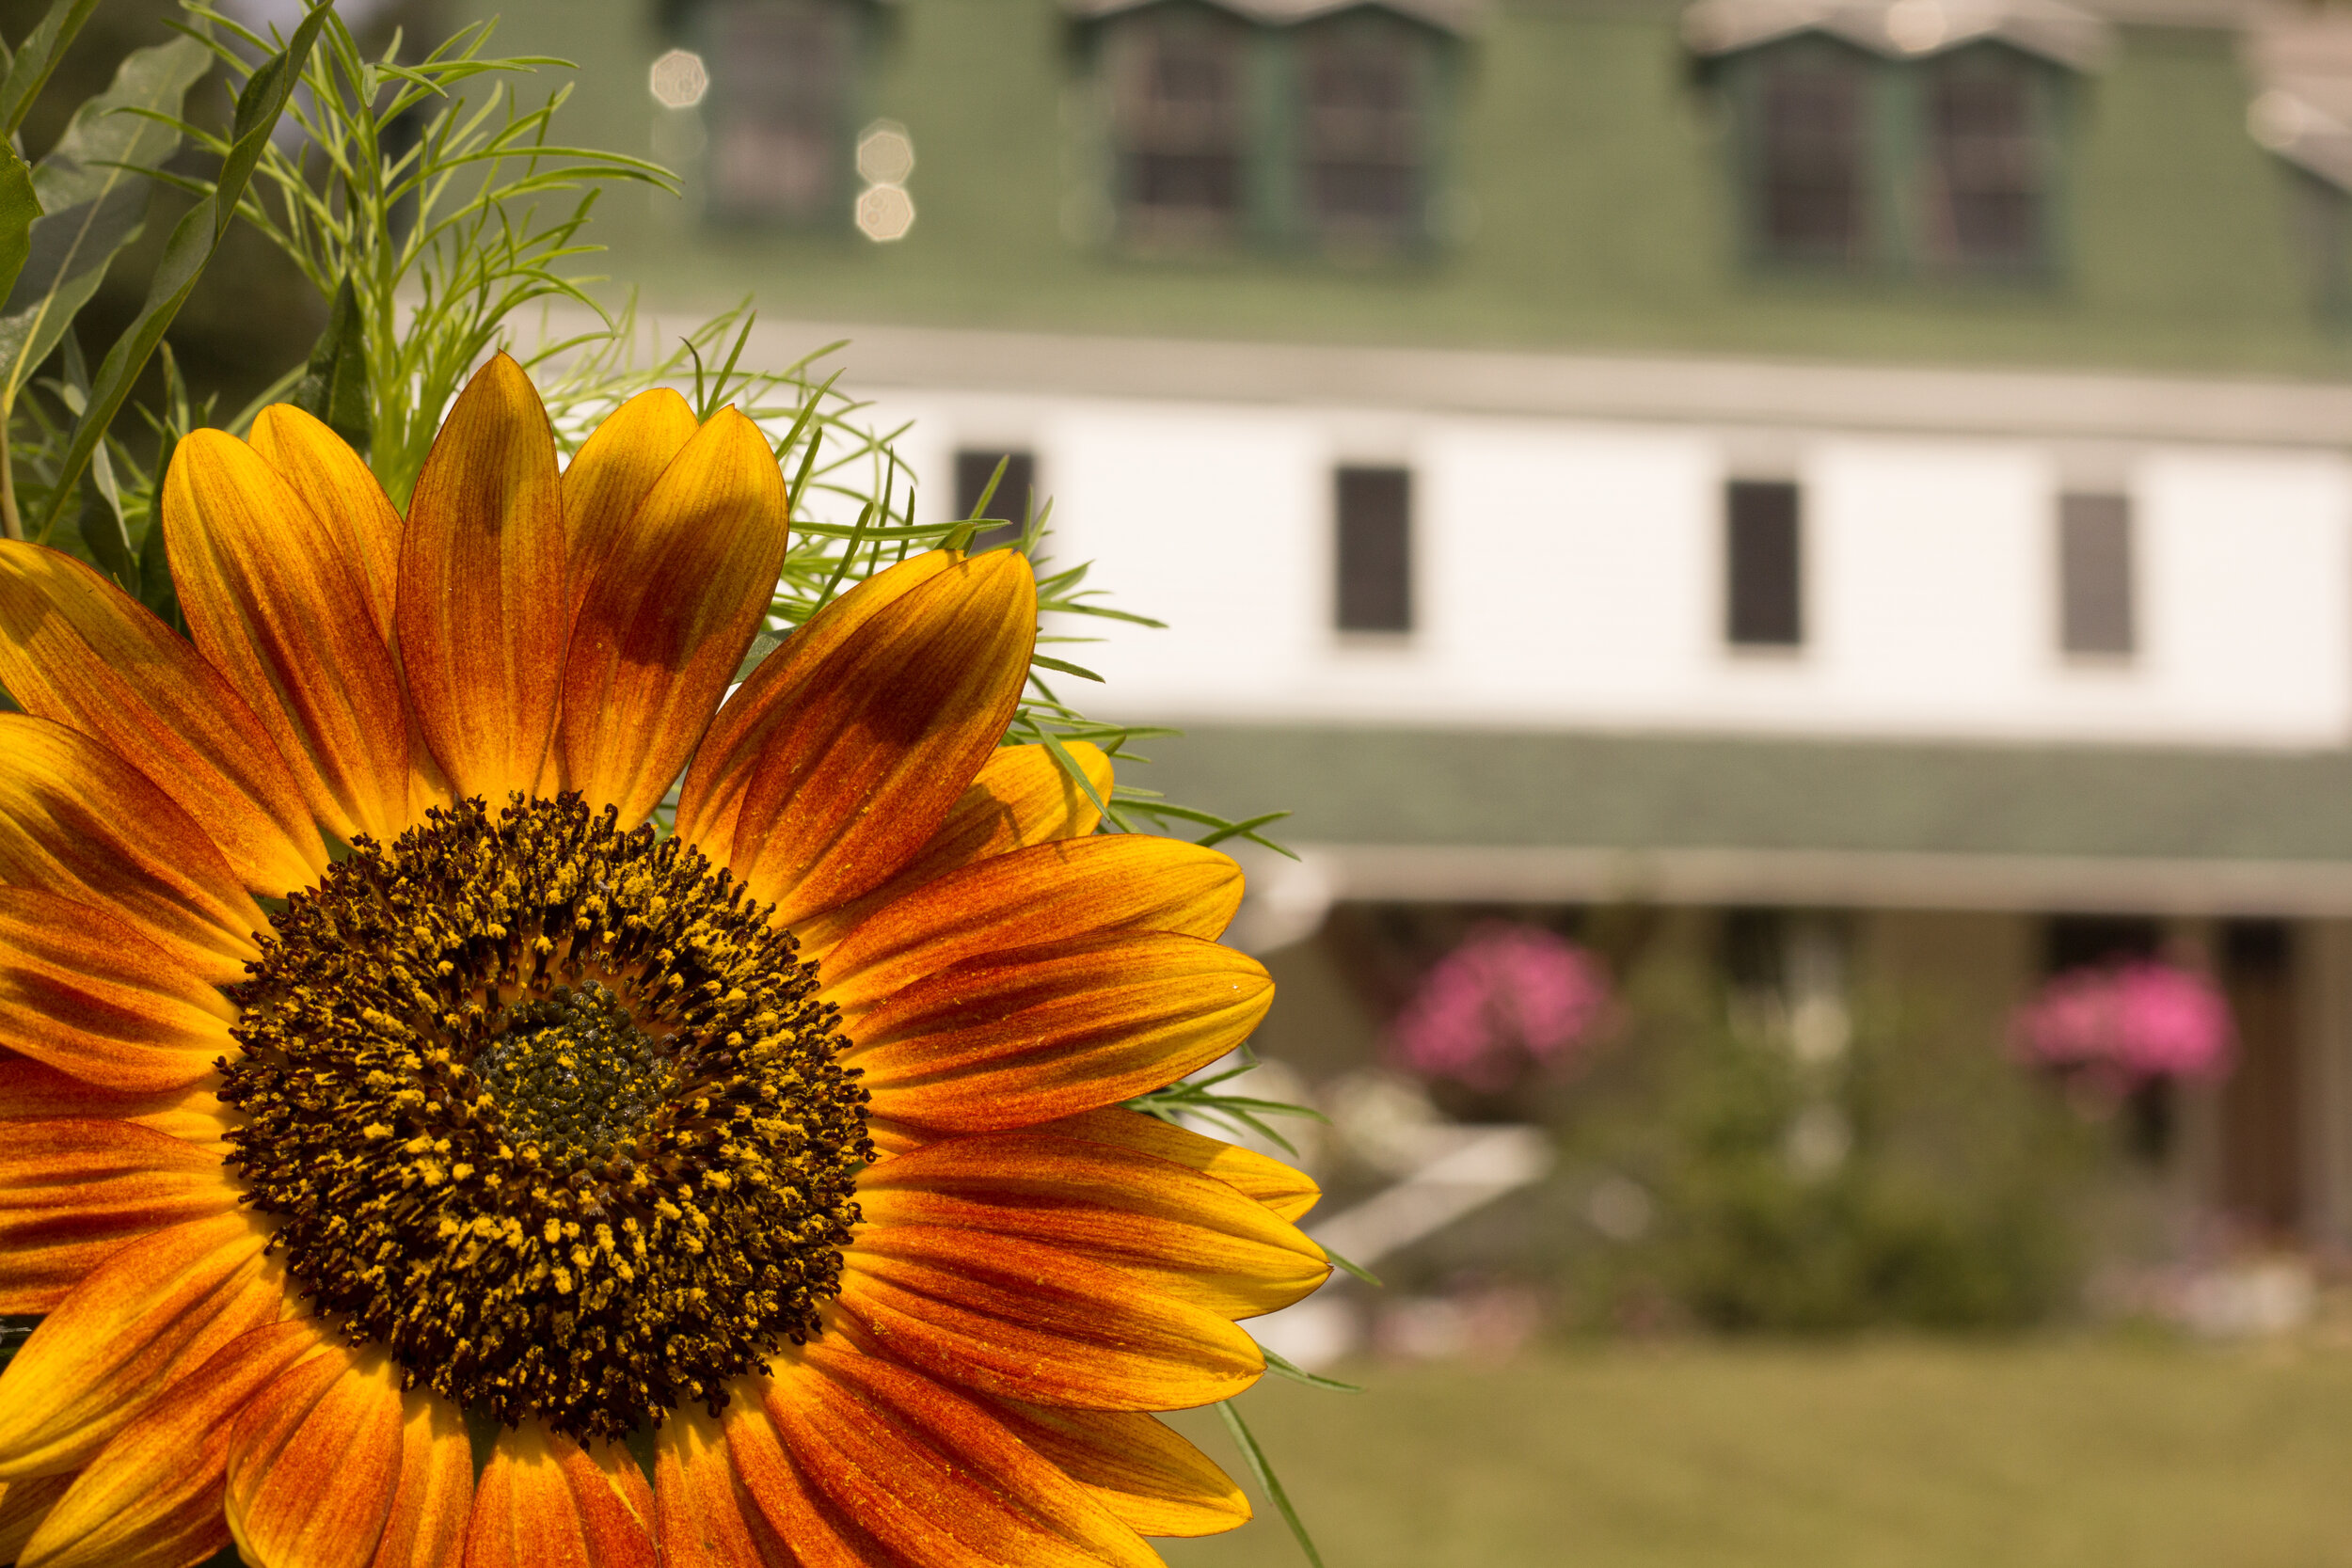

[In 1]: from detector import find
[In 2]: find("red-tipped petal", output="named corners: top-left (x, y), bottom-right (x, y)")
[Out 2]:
top-left (560, 408), bottom-right (788, 826)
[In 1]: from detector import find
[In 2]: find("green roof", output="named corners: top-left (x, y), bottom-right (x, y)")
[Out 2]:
top-left (1125, 723), bottom-right (2352, 863)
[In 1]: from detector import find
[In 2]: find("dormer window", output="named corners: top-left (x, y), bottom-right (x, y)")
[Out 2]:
top-left (1106, 6), bottom-right (1251, 245)
top-left (1299, 14), bottom-right (1431, 249)
top-left (679, 0), bottom-right (873, 229)
top-left (1689, 0), bottom-right (2103, 278)
top-left (1078, 0), bottom-right (1466, 258)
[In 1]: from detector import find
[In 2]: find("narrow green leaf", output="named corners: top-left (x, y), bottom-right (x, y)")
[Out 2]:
top-left (1216, 1400), bottom-right (1326, 1568)
top-left (0, 34), bottom-right (211, 414)
top-left (291, 273), bottom-right (370, 454)
top-left (1030, 652), bottom-right (1104, 683)
top-left (29, 4), bottom-right (332, 543)
top-left (1260, 1348), bottom-right (1364, 1394)
top-left (0, 150), bottom-right (38, 304)
top-left (0, 0), bottom-right (103, 137)
top-left (1323, 1245), bottom-right (1384, 1289)
top-left (734, 630), bottom-right (781, 684)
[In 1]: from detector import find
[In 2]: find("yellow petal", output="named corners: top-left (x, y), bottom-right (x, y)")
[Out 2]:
top-left (396, 353), bottom-right (567, 803)
top-left (791, 740), bottom-right (1111, 965)
top-left (1041, 1105), bottom-right (1322, 1222)
top-left (689, 550), bottom-right (1037, 926)
top-left (856, 1131), bottom-right (1327, 1320)
top-left (980, 1398), bottom-right (1249, 1539)
top-left (0, 716), bottom-right (264, 986)
top-left (819, 834), bottom-right (1245, 1023)
top-left (0, 1118), bottom-right (241, 1314)
top-left (677, 549), bottom-right (959, 855)
top-left (463, 1422), bottom-right (656, 1568)
top-left (0, 1211), bottom-right (285, 1479)
top-left (19, 1319), bottom-right (329, 1568)
top-left (837, 1224), bottom-right (1263, 1412)
top-left (559, 407), bottom-right (788, 826)
top-left (248, 404), bottom-right (404, 641)
top-left (225, 1346), bottom-right (405, 1568)
top-left (560, 387), bottom-right (701, 619)
top-left (0, 542), bottom-right (325, 895)
top-left (164, 429), bottom-right (412, 844)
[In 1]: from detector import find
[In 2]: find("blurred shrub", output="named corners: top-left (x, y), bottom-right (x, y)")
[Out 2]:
top-left (1560, 964), bottom-right (2102, 1335)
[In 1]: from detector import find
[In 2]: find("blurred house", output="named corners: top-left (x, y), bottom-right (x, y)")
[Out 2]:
top-left (500, 0), bottom-right (2352, 1245)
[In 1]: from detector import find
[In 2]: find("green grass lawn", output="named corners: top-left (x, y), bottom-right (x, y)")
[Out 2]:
top-left (1157, 1338), bottom-right (2352, 1568)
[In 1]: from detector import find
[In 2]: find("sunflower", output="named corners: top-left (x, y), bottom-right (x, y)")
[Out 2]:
top-left (0, 355), bottom-right (1328, 1568)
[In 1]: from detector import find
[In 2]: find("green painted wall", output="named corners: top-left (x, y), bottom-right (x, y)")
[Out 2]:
top-left (486, 0), bottom-right (2348, 378)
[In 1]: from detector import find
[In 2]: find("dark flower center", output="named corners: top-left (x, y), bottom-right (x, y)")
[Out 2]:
top-left (218, 794), bottom-right (872, 1441)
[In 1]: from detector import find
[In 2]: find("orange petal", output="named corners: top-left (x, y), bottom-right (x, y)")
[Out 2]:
top-left (0, 718), bottom-right (262, 986)
top-left (1041, 1106), bottom-right (1321, 1223)
top-left (849, 932), bottom-right (1272, 1132)
top-left (652, 1402), bottom-right (793, 1568)
top-left (560, 408), bottom-right (788, 826)
top-left (561, 387), bottom-right (701, 620)
top-left (757, 1340), bottom-right (1161, 1568)
top-left (164, 429), bottom-right (413, 845)
top-left (838, 1223), bottom-right (1263, 1411)
top-left (463, 1423), bottom-right (655, 1568)
top-left (19, 1318), bottom-right (328, 1568)
top-left (714, 1400), bottom-right (867, 1568)
top-left (397, 354), bottom-right (567, 805)
top-left (0, 543), bottom-right (326, 895)
top-left (677, 549), bottom-right (960, 855)
top-left (0, 1118), bottom-right (240, 1313)
top-left (0, 1210), bottom-right (284, 1479)
top-left (226, 1345), bottom-right (405, 1568)
top-left (791, 740), bottom-right (1112, 964)
top-left (0, 890), bottom-right (234, 1095)
top-left (703, 551), bottom-right (1037, 925)
top-left (818, 834), bottom-right (1244, 1022)
top-left (856, 1132), bottom-right (1327, 1320)
top-left (366, 1386), bottom-right (474, 1568)
top-left (981, 1398), bottom-right (1248, 1539)
top-left (0, 1474), bottom-right (73, 1562)
top-left (249, 404), bottom-right (404, 642)
top-left (0, 1059), bottom-right (229, 1154)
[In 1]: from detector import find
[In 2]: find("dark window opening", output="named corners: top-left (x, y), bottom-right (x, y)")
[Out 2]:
top-left (1109, 11), bottom-right (1249, 243)
top-left (1921, 52), bottom-right (2044, 271)
top-left (1298, 22), bottom-right (1424, 247)
top-left (1335, 466), bottom-right (1411, 633)
top-left (698, 0), bottom-right (859, 226)
top-left (2058, 492), bottom-right (2133, 657)
top-left (1754, 50), bottom-right (1868, 263)
top-left (955, 450), bottom-right (1035, 553)
top-left (2043, 914), bottom-right (2161, 974)
top-left (1725, 480), bottom-right (1802, 648)
top-left (2221, 918), bottom-right (2299, 1233)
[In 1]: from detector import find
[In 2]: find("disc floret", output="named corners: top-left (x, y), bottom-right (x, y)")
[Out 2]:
top-left (219, 795), bottom-right (872, 1440)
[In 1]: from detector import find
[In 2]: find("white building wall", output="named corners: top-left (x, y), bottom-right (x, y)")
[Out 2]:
top-left (853, 387), bottom-right (2352, 750)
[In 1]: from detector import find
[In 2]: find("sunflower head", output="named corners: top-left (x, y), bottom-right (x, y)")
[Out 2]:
top-left (0, 355), bottom-right (1320, 1568)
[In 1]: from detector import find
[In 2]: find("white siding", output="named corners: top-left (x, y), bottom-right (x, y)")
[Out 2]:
top-left (851, 387), bottom-right (2352, 750)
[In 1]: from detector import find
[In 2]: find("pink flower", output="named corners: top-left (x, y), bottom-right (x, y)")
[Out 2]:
top-left (1391, 922), bottom-right (1614, 1091)
top-left (2011, 961), bottom-right (2234, 1081)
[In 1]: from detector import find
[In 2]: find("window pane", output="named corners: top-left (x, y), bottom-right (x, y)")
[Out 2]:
top-left (1299, 23), bottom-right (1424, 247)
top-left (1921, 52), bottom-right (2044, 270)
top-left (701, 0), bottom-right (853, 224)
top-left (1725, 481), bottom-right (1802, 647)
top-left (1336, 467), bottom-right (1411, 633)
top-left (1109, 13), bottom-right (1248, 243)
top-left (1755, 52), bottom-right (1867, 263)
top-left (955, 450), bottom-right (1035, 553)
top-left (2058, 492), bottom-right (2134, 657)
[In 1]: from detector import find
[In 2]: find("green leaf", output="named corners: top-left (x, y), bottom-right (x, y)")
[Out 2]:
top-left (1260, 1348), bottom-right (1364, 1394)
top-left (28, 4), bottom-right (333, 544)
top-left (0, 0), bottom-right (104, 137)
top-left (0, 33), bottom-right (210, 418)
top-left (292, 273), bottom-right (370, 454)
top-left (0, 149), bottom-right (38, 305)
top-left (1216, 1399), bottom-right (1326, 1568)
